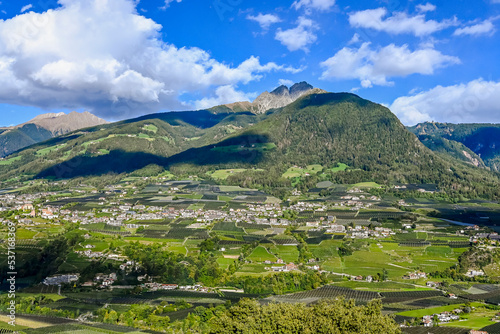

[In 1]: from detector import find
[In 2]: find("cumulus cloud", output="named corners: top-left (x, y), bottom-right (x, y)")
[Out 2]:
top-left (454, 20), bottom-right (496, 36)
top-left (160, 0), bottom-right (181, 10)
top-left (320, 42), bottom-right (460, 87)
top-left (192, 85), bottom-right (257, 110)
top-left (416, 3), bottom-right (436, 13)
top-left (247, 13), bottom-right (281, 30)
top-left (275, 16), bottom-right (318, 52)
top-left (390, 79), bottom-right (500, 125)
top-left (292, 0), bottom-right (335, 12)
top-left (20, 4), bottom-right (33, 13)
top-left (0, 0), bottom-right (301, 120)
top-left (348, 33), bottom-right (361, 45)
top-left (348, 7), bottom-right (458, 36)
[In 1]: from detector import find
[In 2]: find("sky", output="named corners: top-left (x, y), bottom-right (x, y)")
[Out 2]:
top-left (0, 0), bottom-right (499, 126)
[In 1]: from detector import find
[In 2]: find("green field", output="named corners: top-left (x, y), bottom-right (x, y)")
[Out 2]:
top-left (16, 228), bottom-right (38, 239)
top-left (441, 314), bottom-right (496, 329)
top-left (187, 203), bottom-right (205, 210)
top-left (36, 143), bottom-right (67, 156)
top-left (350, 182), bottom-right (382, 189)
top-left (0, 156), bottom-right (22, 165)
top-left (143, 124), bottom-right (158, 133)
top-left (217, 257), bottom-right (237, 269)
top-left (247, 246), bottom-right (277, 262)
top-left (282, 164), bottom-right (324, 178)
top-left (208, 169), bottom-right (247, 180)
top-left (330, 163), bottom-right (348, 172)
top-left (272, 245), bottom-right (300, 263)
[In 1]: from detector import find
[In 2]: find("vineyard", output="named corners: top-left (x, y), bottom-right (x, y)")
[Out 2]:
top-left (165, 227), bottom-right (208, 239)
top-left (268, 285), bottom-right (381, 303)
top-left (272, 238), bottom-right (298, 245)
top-left (20, 322), bottom-right (162, 333)
top-left (473, 284), bottom-right (500, 292)
top-left (460, 290), bottom-right (500, 304)
top-left (380, 290), bottom-right (443, 303)
top-left (401, 327), bottom-right (469, 334)
top-left (481, 322), bottom-right (500, 334)
top-left (405, 296), bottom-right (465, 308)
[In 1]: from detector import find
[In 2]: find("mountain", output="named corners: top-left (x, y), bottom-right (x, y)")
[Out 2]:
top-left (1, 90), bottom-right (500, 199)
top-left (409, 122), bottom-right (500, 171)
top-left (0, 111), bottom-right (107, 157)
top-left (250, 82), bottom-right (326, 114)
top-left (169, 93), bottom-right (479, 184)
top-left (211, 81), bottom-right (326, 114)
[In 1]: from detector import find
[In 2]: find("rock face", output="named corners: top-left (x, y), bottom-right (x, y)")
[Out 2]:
top-left (22, 111), bottom-right (108, 136)
top-left (0, 111), bottom-right (107, 157)
top-left (213, 81), bottom-right (326, 114)
top-left (251, 82), bottom-right (326, 114)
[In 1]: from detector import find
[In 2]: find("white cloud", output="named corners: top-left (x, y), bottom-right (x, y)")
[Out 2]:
top-left (320, 42), bottom-right (460, 87)
top-left (454, 20), bottom-right (495, 36)
top-left (247, 13), bottom-right (282, 30)
top-left (292, 0), bottom-right (335, 12)
top-left (275, 16), bottom-right (318, 52)
top-left (416, 3), bottom-right (436, 13)
top-left (348, 7), bottom-right (458, 36)
top-left (160, 0), bottom-right (181, 10)
top-left (20, 4), bottom-right (33, 13)
top-left (0, 0), bottom-right (301, 119)
top-left (347, 33), bottom-right (361, 45)
top-left (192, 85), bottom-right (257, 110)
top-left (278, 79), bottom-right (294, 86)
top-left (390, 79), bottom-right (500, 125)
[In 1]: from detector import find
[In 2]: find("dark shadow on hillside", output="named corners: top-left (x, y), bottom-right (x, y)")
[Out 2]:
top-left (121, 110), bottom-right (255, 129)
top-left (10, 134), bottom-right (83, 157)
top-left (297, 92), bottom-right (371, 109)
top-left (35, 150), bottom-right (171, 179)
top-left (35, 133), bottom-right (273, 179)
top-left (463, 127), bottom-right (500, 159)
top-left (166, 132), bottom-right (271, 167)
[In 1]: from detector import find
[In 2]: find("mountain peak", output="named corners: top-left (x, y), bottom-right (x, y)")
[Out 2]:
top-left (32, 112), bottom-right (66, 121)
top-left (290, 81), bottom-right (313, 97)
top-left (270, 85), bottom-right (290, 96)
top-left (251, 81), bottom-right (324, 114)
top-left (212, 81), bottom-right (326, 114)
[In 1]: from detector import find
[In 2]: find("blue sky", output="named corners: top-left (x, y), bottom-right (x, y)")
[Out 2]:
top-left (0, 0), bottom-right (499, 126)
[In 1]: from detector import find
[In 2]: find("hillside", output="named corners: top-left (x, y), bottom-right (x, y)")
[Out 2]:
top-left (409, 122), bottom-right (500, 171)
top-left (166, 93), bottom-right (500, 194)
top-left (0, 111), bottom-right (107, 157)
top-left (0, 109), bottom-right (267, 180)
top-left (1, 92), bottom-right (500, 199)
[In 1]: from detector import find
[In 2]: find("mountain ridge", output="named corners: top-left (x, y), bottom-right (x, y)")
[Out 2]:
top-left (211, 81), bottom-right (326, 114)
top-left (409, 121), bottom-right (500, 171)
top-left (1, 88), bottom-right (500, 200)
top-left (0, 111), bottom-right (108, 157)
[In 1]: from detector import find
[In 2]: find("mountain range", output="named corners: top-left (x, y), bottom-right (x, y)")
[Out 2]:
top-left (408, 122), bottom-right (500, 171)
top-left (0, 111), bottom-right (107, 157)
top-left (0, 82), bottom-right (499, 199)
